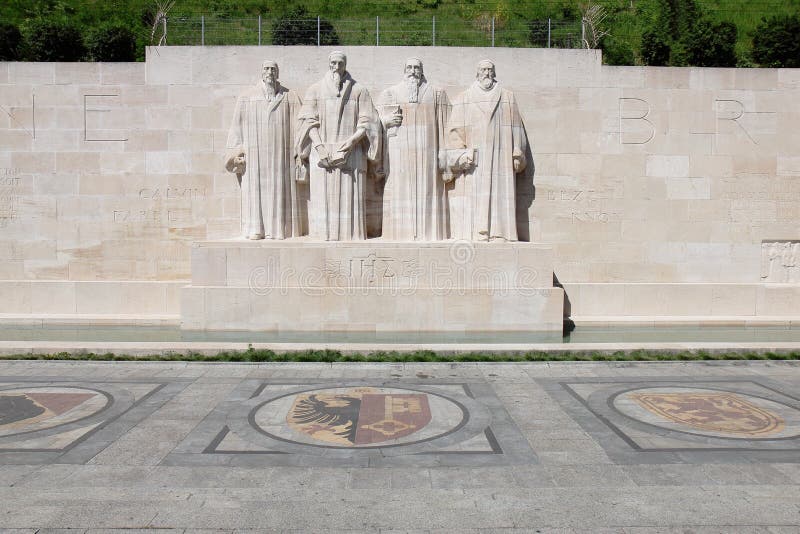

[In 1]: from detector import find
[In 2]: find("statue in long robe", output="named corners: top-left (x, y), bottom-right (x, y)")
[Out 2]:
top-left (225, 60), bottom-right (305, 239)
top-left (297, 51), bottom-right (381, 241)
top-left (378, 58), bottom-right (451, 241)
top-left (446, 60), bottom-right (528, 241)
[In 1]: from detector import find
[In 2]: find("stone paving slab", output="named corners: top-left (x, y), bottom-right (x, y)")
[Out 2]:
top-left (0, 360), bottom-right (798, 531)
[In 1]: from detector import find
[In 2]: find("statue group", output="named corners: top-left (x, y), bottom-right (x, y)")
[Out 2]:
top-left (225, 52), bottom-right (529, 243)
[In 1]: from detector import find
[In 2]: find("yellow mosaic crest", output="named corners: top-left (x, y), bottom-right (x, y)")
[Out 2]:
top-left (630, 392), bottom-right (784, 436)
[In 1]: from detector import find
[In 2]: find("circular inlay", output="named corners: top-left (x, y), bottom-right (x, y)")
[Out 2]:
top-left (612, 387), bottom-right (800, 440)
top-left (0, 386), bottom-right (110, 437)
top-left (251, 386), bottom-right (468, 448)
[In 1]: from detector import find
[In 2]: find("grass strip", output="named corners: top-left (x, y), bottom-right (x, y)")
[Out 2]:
top-left (0, 349), bottom-right (798, 363)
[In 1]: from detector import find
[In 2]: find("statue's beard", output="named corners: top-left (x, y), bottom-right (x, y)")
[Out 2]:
top-left (262, 79), bottom-right (277, 99)
top-left (330, 70), bottom-right (344, 94)
top-left (478, 76), bottom-right (495, 90)
top-left (404, 73), bottom-right (422, 103)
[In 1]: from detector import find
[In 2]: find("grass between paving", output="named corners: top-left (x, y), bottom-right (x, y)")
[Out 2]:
top-left (1, 349), bottom-right (798, 363)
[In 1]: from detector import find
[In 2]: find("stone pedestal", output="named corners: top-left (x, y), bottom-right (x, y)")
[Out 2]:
top-left (181, 239), bottom-right (564, 332)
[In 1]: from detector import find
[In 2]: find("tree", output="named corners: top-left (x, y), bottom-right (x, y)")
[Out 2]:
top-left (24, 17), bottom-right (86, 61)
top-left (687, 20), bottom-right (737, 67)
top-left (752, 14), bottom-right (800, 68)
top-left (640, 0), bottom-right (737, 67)
top-left (641, 28), bottom-right (670, 65)
top-left (271, 6), bottom-right (339, 46)
top-left (86, 24), bottom-right (137, 62)
top-left (580, 3), bottom-right (609, 49)
top-left (0, 23), bottom-right (23, 60)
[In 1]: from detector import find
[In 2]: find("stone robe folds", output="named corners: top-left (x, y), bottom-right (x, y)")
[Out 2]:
top-left (447, 83), bottom-right (528, 241)
top-left (297, 73), bottom-right (381, 241)
top-left (226, 84), bottom-right (305, 239)
top-left (379, 82), bottom-right (450, 241)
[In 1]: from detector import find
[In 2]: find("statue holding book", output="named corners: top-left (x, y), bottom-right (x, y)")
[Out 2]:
top-left (297, 51), bottom-right (382, 241)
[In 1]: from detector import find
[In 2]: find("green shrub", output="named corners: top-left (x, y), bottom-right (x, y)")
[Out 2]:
top-left (640, 0), bottom-right (737, 67)
top-left (688, 19), bottom-right (738, 67)
top-left (641, 28), bottom-right (671, 65)
top-left (0, 23), bottom-right (23, 60)
top-left (271, 6), bottom-right (340, 46)
top-left (752, 14), bottom-right (800, 68)
top-left (24, 18), bottom-right (86, 61)
top-left (86, 24), bottom-right (137, 61)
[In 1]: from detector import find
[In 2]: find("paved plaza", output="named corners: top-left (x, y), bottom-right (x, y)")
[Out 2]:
top-left (0, 359), bottom-right (799, 532)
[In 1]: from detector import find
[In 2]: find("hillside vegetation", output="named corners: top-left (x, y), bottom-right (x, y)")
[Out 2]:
top-left (0, 0), bottom-right (798, 66)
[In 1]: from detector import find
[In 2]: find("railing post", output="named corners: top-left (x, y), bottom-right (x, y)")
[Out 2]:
top-left (547, 18), bottom-right (551, 48)
top-left (317, 16), bottom-right (320, 46)
top-left (376, 16), bottom-right (380, 46)
top-left (258, 15), bottom-right (262, 46)
top-left (491, 16), bottom-right (495, 47)
top-left (201, 15), bottom-right (205, 46)
top-left (581, 18), bottom-right (586, 48)
top-left (432, 16), bottom-right (436, 46)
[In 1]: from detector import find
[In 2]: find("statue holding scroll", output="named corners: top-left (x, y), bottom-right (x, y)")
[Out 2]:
top-left (297, 51), bottom-right (382, 241)
top-left (378, 57), bottom-right (451, 241)
top-left (225, 60), bottom-right (305, 240)
top-left (446, 59), bottom-right (528, 241)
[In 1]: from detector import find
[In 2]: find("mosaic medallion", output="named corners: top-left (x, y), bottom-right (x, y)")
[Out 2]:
top-left (254, 386), bottom-right (466, 448)
top-left (628, 391), bottom-right (783, 436)
top-left (167, 380), bottom-right (536, 467)
top-left (613, 387), bottom-right (800, 440)
top-left (0, 387), bottom-right (109, 437)
top-left (541, 377), bottom-right (800, 463)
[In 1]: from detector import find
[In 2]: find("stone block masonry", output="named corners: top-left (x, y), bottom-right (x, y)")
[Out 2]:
top-left (0, 47), bottom-right (798, 325)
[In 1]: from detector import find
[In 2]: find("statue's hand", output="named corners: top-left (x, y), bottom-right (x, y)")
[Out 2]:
top-left (456, 153), bottom-right (475, 171)
top-left (232, 154), bottom-right (246, 174)
top-left (385, 113), bottom-right (402, 128)
top-left (317, 157), bottom-right (331, 169)
top-left (513, 155), bottom-right (526, 173)
top-left (338, 138), bottom-right (356, 154)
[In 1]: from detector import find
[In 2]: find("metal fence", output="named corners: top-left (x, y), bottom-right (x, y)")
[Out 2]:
top-left (157, 17), bottom-right (585, 48)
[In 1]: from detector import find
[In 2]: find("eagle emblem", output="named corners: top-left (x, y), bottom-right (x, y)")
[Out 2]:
top-left (286, 388), bottom-right (431, 446)
top-left (0, 390), bottom-right (97, 434)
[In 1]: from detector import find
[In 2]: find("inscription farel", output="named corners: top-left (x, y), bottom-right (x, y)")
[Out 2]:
top-left (113, 209), bottom-right (194, 224)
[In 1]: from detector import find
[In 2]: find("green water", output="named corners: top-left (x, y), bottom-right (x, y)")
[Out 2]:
top-left (1, 325), bottom-right (799, 344)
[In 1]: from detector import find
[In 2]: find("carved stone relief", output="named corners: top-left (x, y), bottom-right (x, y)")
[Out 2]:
top-left (761, 241), bottom-right (800, 283)
top-left (225, 56), bottom-right (530, 243)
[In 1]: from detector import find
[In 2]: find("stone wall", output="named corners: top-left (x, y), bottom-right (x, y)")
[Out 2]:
top-left (0, 47), bottom-right (798, 321)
